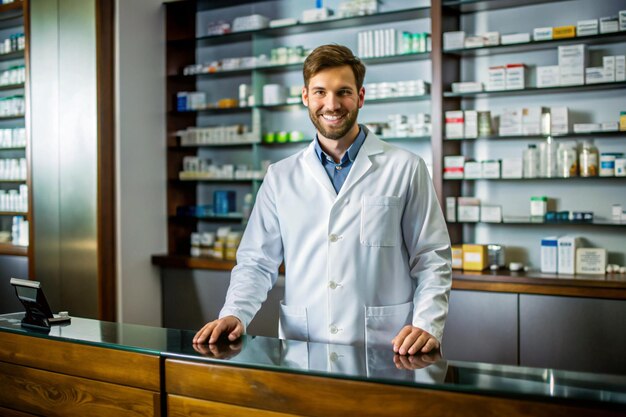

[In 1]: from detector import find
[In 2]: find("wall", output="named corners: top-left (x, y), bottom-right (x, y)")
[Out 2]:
top-left (115, 0), bottom-right (166, 326)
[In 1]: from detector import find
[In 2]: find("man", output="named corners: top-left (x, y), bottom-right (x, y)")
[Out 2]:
top-left (194, 44), bottom-right (451, 356)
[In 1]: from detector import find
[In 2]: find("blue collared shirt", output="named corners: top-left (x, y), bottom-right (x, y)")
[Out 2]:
top-left (314, 126), bottom-right (366, 193)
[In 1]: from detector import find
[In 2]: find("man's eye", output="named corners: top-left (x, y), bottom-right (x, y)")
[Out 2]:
top-left (313, 91), bottom-right (324, 96)
top-left (339, 90), bottom-right (352, 95)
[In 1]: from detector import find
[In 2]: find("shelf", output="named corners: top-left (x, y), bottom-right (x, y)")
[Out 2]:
top-left (0, 83), bottom-right (24, 92)
top-left (171, 52), bottom-right (430, 80)
top-left (0, 115), bottom-right (25, 121)
top-left (442, 0), bottom-right (569, 14)
top-left (0, 211), bottom-right (26, 216)
top-left (445, 131), bottom-right (626, 141)
top-left (444, 31), bottom-right (626, 57)
top-left (0, 179), bottom-right (26, 183)
top-left (444, 176), bottom-right (626, 182)
top-left (170, 214), bottom-right (244, 222)
top-left (171, 141), bottom-right (259, 149)
top-left (257, 95), bottom-right (430, 111)
top-left (0, 1), bottom-right (22, 30)
top-left (0, 146), bottom-right (26, 151)
top-left (175, 177), bottom-right (259, 183)
top-left (451, 219), bottom-right (626, 227)
top-left (381, 136), bottom-right (431, 142)
top-left (444, 81), bottom-right (626, 99)
top-left (169, 7), bottom-right (430, 46)
top-left (452, 269), bottom-right (626, 299)
top-left (152, 254), bottom-right (236, 271)
top-left (0, 242), bottom-right (27, 256)
top-left (0, 50), bottom-right (24, 62)
top-left (171, 107), bottom-right (252, 115)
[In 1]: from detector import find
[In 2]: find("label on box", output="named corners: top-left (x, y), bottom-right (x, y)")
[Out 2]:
top-left (576, 248), bottom-right (606, 274)
top-left (533, 27), bottom-right (553, 41)
top-left (553, 25), bottom-right (576, 39)
top-left (577, 19), bottom-right (599, 36)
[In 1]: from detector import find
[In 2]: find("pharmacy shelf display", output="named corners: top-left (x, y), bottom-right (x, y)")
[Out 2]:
top-left (0, 0), bottom-right (30, 258)
top-left (439, 0), bottom-right (626, 281)
top-left (160, 0), bottom-right (434, 263)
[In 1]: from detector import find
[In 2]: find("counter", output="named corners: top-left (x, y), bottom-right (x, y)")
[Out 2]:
top-left (1, 312), bottom-right (625, 416)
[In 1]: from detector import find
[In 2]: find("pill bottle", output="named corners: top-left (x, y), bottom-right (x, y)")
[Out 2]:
top-left (578, 141), bottom-right (599, 177)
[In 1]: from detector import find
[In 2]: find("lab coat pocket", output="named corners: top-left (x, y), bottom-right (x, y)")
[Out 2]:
top-left (279, 301), bottom-right (309, 342)
top-left (360, 196), bottom-right (401, 247)
top-left (365, 301), bottom-right (413, 348)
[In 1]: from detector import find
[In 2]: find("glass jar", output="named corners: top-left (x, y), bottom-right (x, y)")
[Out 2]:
top-left (556, 143), bottom-right (578, 177)
top-left (539, 137), bottom-right (557, 178)
top-left (579, 141), bottom-right (599, 177)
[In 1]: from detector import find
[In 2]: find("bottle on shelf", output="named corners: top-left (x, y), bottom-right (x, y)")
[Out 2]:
top-left (579, 140), bottom-right (599, 177)
top-left (539, 136), bottom-right (557, 178)
top-left (556, 143), bottom-right (578, 178)
top-left (523, 144), bottom-right (539, 178)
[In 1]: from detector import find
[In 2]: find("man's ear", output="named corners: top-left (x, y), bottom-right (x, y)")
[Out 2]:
top-left (358, 86), bottom-right (365, 108)
top-left (302, 86), bottom-right (308, 106)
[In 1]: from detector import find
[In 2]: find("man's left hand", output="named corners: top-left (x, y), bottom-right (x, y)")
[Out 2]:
top-left (391, 326), bottom-right (440, 355)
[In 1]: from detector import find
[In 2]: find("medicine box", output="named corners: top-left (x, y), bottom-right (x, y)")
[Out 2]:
top-left (501, 33), bottom-right (530, 44)
top-left (541, 236), bottom-right (558, 274)
top-left (537, 66), bottom-right (560, 88)
top-left (499, 108), bottom-right (523, 136)
top-left (603, 56), bottom-right (615, 83)
top-left (616, 56), bottom-right (625, 82)
top-left (551, 106), bottom-right (569, 135)
top-left (457, 197), bottom-right (480, 222)
top-left (533, 27), bottom-right (553, 41)
top-left (462, 244), bottom-right (488, 271)
top-left (451, 245), bottom-right (463, 269)
top-left (585, 67), bottom-right (605, 84)
top-left (505, 63), bottom-right (526, 90)
top-left (621, 10), bottom-right (626, 31)
top-left (480, 205), bottom-right (502, 223)
top-left (443, 31), bottom-right (465, 50)
top-left (464, 35), bottom-right (484, 48)
top-left (464, 161), bottom-right (482, 179)
top-left (501, 157), bottom-right (523, 178)
top-left (600, 16), bottom-right (618, 33)
top-left (444, 155), bottom-right (466, 179)
top-left (452, 82), bottom-right (483, 93)
top-left (576, 248), bottom-right (607, 275)
top-left (483, 32), bottom-right (500, 46)
top-left (557, 235), bottom-right (580, 275)
top-left (446, 197), bottom-right (456, 222)
top-left (559, 44), bottom-right (586, 86)
top-left (464, 110), bottom-right (478, 138)
top-left (553, 25), bottom-right (576, 39)
top-left (487, 66), bottom-right (506, 91)
top-left (522, 107), bottom-right (544, 135)
top-left (482, 161), bottom-right (501, 178)
top-left (445, 110), bottom-right (464, 139)
top-left (577, 19), bottom-right (598, 36)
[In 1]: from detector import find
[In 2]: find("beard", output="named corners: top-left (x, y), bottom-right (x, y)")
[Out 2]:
top-left (307, 106), bottom-right (359, 140)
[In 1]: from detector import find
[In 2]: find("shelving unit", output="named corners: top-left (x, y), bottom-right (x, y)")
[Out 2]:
top-left (161, 0), bottom-right (433, 260)
top-left (0, 0), bottom-right (30, 260)
top-left (156, 0), bottom-right (626, 286)
top-left (438, 0), bottom-right (626, 281)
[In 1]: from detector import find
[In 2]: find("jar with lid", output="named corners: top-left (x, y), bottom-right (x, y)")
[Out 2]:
top-left (578, 140), bottom-right (599, 177)
top-left (523, 144), bottom-right (539, 178)
top-left (556, 143), bottom-right (578, 177)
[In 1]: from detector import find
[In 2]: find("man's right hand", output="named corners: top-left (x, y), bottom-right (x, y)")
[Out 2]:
top-left (193, 315), bottom-right (244, 344)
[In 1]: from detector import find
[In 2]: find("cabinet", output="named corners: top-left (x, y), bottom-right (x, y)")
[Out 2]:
top-left (0, 0), bottom-right (30, 261)
top-left (156, 0), bottom-right (434, 268)
top-left (439, 0), bottom-right (626, 275)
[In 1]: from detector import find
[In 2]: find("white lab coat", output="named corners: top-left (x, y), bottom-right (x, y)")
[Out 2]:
top-left (219, 128), bottom-right (452, 346)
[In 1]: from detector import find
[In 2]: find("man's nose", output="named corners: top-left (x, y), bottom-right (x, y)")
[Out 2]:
top-left (324, 93), bottom-right (341, 111)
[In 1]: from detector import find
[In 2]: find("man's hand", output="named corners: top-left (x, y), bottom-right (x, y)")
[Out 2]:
top-left (193, 338), bottom-right (243, 360)
top-left (193, 315), bottom-right (243, 344)
top-left (393, 349), bottom-right (442, 370)
top-left (391, 326), bottom-right (440, 355)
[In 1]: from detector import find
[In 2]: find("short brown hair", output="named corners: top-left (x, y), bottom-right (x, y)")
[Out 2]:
top-left (303, 44), bottom-right (366, 90)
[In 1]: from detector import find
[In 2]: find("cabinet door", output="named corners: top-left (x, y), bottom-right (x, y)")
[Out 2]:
top-left (520, 295), bottom-right (626, 374)
top-left (442, 290), bottom-right (518, 365)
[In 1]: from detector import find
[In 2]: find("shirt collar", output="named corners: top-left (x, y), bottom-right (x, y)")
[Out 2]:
top-left (314, 125), bottom-right (366, 165)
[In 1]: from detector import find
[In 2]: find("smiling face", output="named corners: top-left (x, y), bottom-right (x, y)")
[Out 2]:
top-left (302, 65), bottom-right (365, 142)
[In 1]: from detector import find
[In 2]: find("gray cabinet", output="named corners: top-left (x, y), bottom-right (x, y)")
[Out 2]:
top-left (442, 290), bottom-right (518, 365)
top-left (520, 294), bottom-right (626, 374)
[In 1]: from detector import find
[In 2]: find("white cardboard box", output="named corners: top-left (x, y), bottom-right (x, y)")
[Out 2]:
top-left (551, 106), bottom-right (569, 135)
top-left (603, 56), bottom-right (616, 82)
top-left (482, 161), bottom-right (500, 178)
top-left (537, 65), bottom-right (560, 88)
top-left (458, 205), bottom-right (480, 222)
top-left (464, 110), bottom-right (478, 138)
top-left (559, 44), bottom-right (586, 86)
top-left (480, 205), bottom-right (502, 223)
top-left (443, 31), bottom-right (465, 50)
top-left (600, 16), bottom-right (618, 33)
top-left (522, 107), bottom-right (544, 135)
top-left (533, 27), bottom-right (553, 41)
top-left (445, 110), bottom-right (465, 139)
top-left (541, 237), bottom-right (558, 274)
top-left (501, 157), bottom-right (523, 178)
top-left (586, 67), bottom-right (606, 84)
top-left (576, 248), bottom-right (607, 274)
top-left (557, 236), bottom-right (580, 275)
top-left (446, 197), bottom-right (456, 222)
top-left (620, 10), bottom-right (626, 31)
top-left (506, 63), bottom-right (526, 90)
top-left (464, 161), bottom-right (482, 179)
top-left (499, 108), bottom-right (523, 136)
top-left (483, 32), bottom-right (500, 46)
top-left (616, 56), bottom-right (626, 82)
top-left (577, 19), bottom-right (599, 36)
top-left (487, 66), bottom-right (506, 91)
top-left (501, 32), bottom-right (530, 44)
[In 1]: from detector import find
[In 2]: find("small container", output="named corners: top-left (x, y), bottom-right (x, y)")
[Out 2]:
top-left (190, 233), bottom-right (201, 257)
top-left (530, 196), bottom-right (548, 218)
top-left (477, 111), bottom-right (492, 136)
top-left (523, 144), bottom-right (540, 178)
top-left (556, 143), bottom-right (578, 177)
top-left (615, 158), bottom-right (626, 176)
top-left (225, 231), bottom-right (242, 261)
top-left (600, 153), bottom-right (623, 177)
top-left (578, 141), bottom-right (599, 177)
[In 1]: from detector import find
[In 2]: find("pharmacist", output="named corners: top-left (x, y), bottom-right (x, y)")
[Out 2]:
top-left (194, 44), bottom-right (451, 355)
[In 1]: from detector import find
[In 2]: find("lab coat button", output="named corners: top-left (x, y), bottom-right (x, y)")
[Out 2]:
top-left (329, 281), bottom-right (338, 289)
top-left (329, 234), bottom-right (339, 242)
top-left (330, 352), bottom-right (339, 362)
top-left (329, 325), bottom-right (338, 334)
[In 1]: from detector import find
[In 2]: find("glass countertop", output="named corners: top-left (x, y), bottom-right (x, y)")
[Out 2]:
top-left (1, 312), bottom-right (625, 407)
